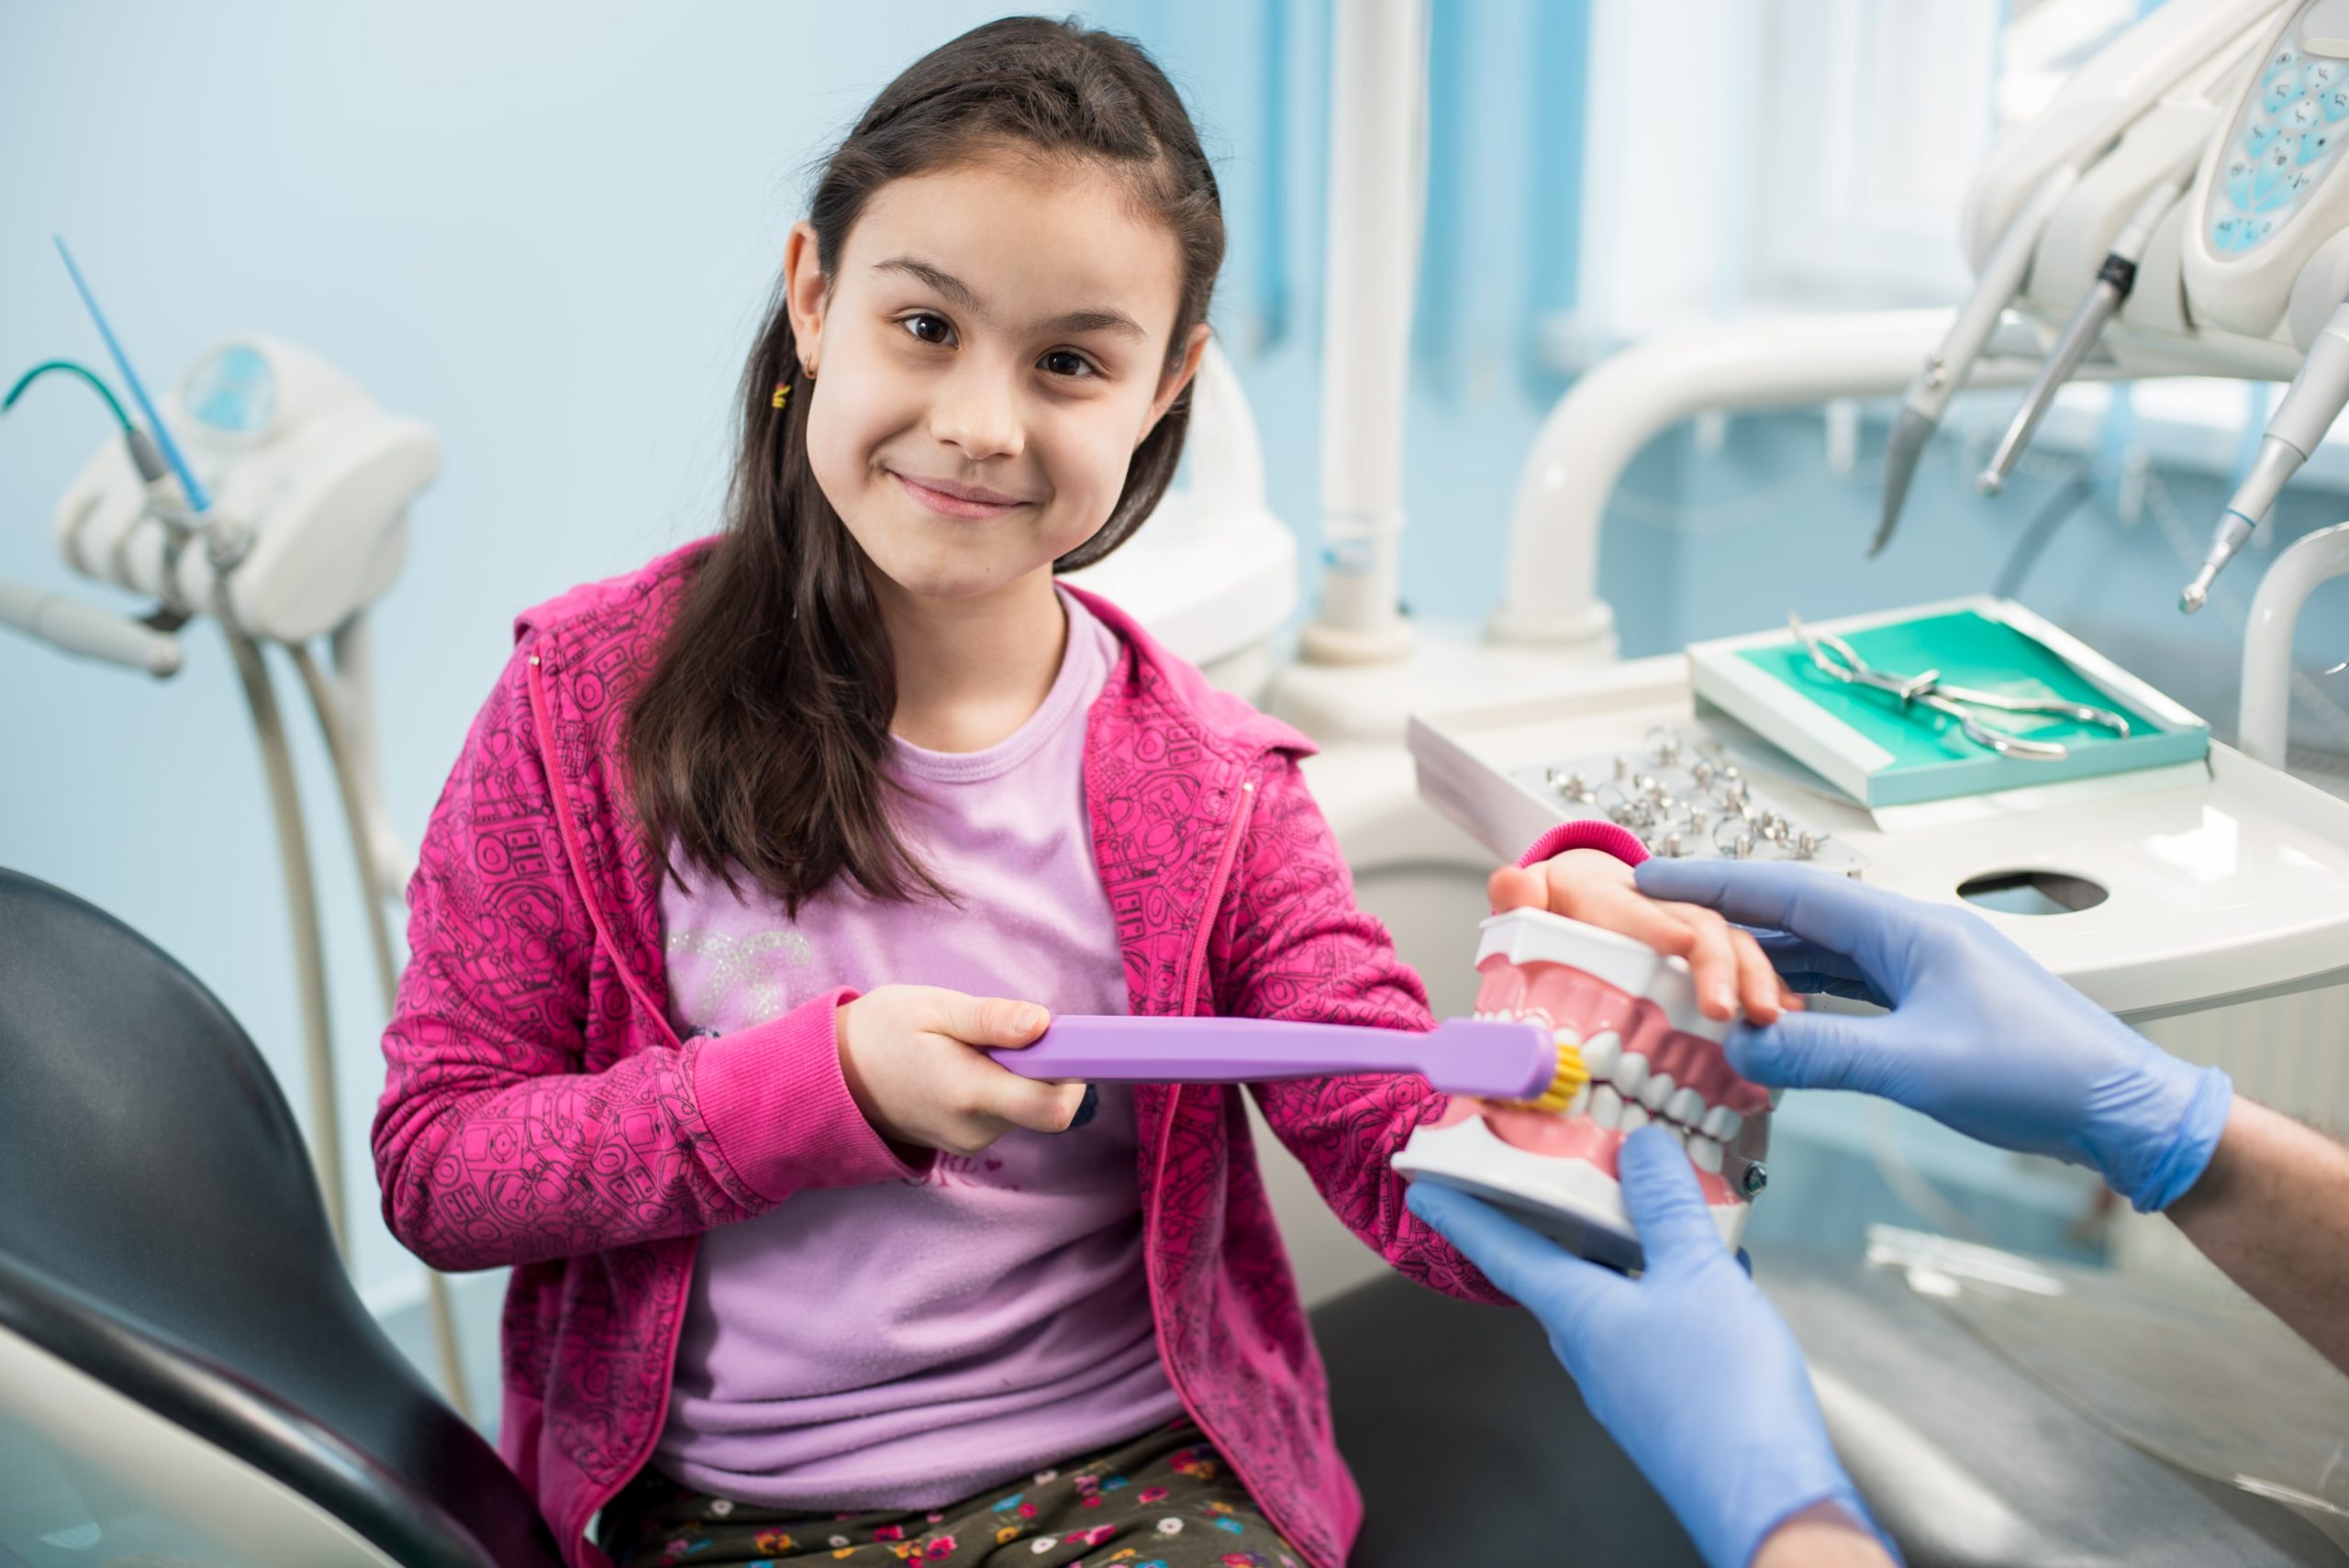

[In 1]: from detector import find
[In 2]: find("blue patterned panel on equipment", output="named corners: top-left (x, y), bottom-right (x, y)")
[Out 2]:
top-left (2212, 25), bottom-right (2349, 255)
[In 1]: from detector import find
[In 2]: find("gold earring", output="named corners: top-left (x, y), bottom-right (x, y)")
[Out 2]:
top-left (772, 381), bottom-right (791, 409)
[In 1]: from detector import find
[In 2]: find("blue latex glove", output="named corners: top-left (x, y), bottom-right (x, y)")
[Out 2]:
top-left (1408, 1129), bottom-right (1887, 1568)
top-left (1636, 859), bottom-right (2234, 1213)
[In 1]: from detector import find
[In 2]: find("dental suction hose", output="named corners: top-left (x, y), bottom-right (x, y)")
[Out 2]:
top-left (2183, 301), bottom-right (2349, 613)
top-left (5, 356), bottom-right (173, 488)
top-left (1980, 180), bottom-right (2180, 497)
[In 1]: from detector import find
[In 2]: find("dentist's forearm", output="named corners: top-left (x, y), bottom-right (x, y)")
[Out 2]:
top-left (1751, 1503), bottom-right (1898, 1568)
top-left (2166, 1097), bottom-right (2349, 1373)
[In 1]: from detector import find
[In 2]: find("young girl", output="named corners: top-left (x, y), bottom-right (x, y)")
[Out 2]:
top-left (374, 19), bottom-right (1786, 1568)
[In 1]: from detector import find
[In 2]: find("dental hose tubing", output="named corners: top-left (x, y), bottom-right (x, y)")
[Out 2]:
top-left (223, 617), bottom-right (346, 1259)
top-left (289, 647), bottom-right (399, 1018)
top-left (291, 642), bottom-right (472, 1420)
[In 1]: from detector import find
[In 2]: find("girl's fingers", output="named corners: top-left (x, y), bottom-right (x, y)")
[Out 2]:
top-left (1487, 864), bottom-right (1547, 913)
top-left (949, 1066), bottom-right (1086, 1152)
top-left (939, 991), bottom-right (1052, 1048)
top-left (1575, 880), bottom-right (1701, 959)
top-left (1660, 901), bottom-right (1740, 1019)
top-left (1729, 927), bottom-right (1785, 1025)
top-left (994, 1077), bottom-right (1089, 1136)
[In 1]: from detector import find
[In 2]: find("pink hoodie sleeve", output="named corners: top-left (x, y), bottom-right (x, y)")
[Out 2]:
top-left (372, 637), bottom-right (917, 1273)
top-left (1209, 756), bottom-right (1507, 1304)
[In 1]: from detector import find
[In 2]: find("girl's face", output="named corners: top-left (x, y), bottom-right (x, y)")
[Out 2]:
top-left (785, 156), bottom-right (1208, 608)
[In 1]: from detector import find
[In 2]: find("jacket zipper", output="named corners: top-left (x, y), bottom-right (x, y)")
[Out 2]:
top-left (526, 652), bottom-right (691, 1565)
top-left (1142, 775), bottom-right (1330, 1565)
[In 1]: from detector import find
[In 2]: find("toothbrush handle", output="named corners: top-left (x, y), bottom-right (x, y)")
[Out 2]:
top-left (987, 1015), bottom-right (1556, 1100)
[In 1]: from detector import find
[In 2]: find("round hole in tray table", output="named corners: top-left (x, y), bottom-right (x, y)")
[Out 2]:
top-left (1956, 869), bottom-right (2110, 916)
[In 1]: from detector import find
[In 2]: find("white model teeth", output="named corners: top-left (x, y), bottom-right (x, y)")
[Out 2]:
top-left (1612, 1052), bottom-right (1648, 1101)
top-left (1475, 1002), bottom-right (1753, 1184)
top-left (1580, 1029), bottom-right (1622, 1081)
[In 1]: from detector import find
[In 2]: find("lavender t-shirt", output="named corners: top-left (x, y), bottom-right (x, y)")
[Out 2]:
top-left (652, 591), bottom-right (1182, 1507)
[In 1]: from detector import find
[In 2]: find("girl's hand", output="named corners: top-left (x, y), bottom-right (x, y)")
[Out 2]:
top-left (834, 985), bottom-right (1088, 1156)
top-left (1487, 849), bottom-right (1798, 1025)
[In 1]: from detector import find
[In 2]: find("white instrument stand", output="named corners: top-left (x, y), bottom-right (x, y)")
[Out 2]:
top-left (1412, 654), bottom-right (2349, 1022)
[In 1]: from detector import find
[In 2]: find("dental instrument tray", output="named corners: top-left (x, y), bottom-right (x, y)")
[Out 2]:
top-left (1686, 596), bottom-right (2210, 807)
top-left (1505, 730), bottom-right (1868, 875)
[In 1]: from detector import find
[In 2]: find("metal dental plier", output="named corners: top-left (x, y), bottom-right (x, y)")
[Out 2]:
top-left (1789, 615), bottom-right (2132, 761)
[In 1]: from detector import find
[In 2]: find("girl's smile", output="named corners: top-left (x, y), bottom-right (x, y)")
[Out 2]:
top-left (889, 469), bottom-right (1036, 519)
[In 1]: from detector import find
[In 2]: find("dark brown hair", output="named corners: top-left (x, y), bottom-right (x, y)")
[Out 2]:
top-left (629, 16), bottom-right (1224, 914)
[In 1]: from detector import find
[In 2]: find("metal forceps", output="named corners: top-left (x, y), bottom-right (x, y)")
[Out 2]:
top-left (1788, 615), bottom-right (2132, 761)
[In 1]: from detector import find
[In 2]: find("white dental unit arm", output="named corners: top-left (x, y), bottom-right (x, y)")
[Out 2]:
top-left (1494, 0), bottom-right (2286, 655)
top-left (1868, 0), bottom-right (2281, 555)
top-left (54, 337), bottom-right (435, 649)
top-left (5, 329), bottom-right (467, 1411)
top-left (1422, 0), bottom-right (2349, 1028)
top-left (2180, 2), bottom-right (2349, 609)
top-left (45, 335), bottom-right (437, 900)
top-left (1965, 0), bottom-right (2349, 617)
top-left (33, 330), bottom-right (437, 1175)
top-left (1496, 0), bottom-right (2349, 742)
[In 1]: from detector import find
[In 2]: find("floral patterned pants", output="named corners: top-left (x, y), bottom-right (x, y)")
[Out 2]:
top-left (598, 1418), bottom-right (1302, 1568)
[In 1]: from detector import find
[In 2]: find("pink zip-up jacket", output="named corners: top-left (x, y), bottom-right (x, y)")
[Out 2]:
top-left (374, 539), bottom-right (1530, 1568)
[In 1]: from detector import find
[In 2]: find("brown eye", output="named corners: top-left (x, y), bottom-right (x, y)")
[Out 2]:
top-left (1041, 350), bottom-right (1095, 378)
top-left (902, 313), bottom-right (953, 346)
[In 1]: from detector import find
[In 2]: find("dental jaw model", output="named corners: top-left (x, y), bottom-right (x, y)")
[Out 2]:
top-left (1395, 907), bottom-right (1773, 1272)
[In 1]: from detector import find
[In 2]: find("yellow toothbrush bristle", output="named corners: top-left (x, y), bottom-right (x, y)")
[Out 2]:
top-left (1506, 1038), bottom-right (1586, 1114)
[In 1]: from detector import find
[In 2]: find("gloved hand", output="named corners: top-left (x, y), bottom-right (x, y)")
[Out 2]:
top-left (1635, 860), bottom-right (2234, 1213)
top-left (1408, 1129), bottom-right (1885, 1568)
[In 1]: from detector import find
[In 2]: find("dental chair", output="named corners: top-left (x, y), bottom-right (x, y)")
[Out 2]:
top-left (0, 867), bottom-right (560, 1568)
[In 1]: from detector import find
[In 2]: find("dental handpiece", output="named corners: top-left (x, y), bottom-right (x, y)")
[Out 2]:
top-left (1980, 178), bottom-right (2184, 496)
top-left (1874, 163), bottom-right (2081, 558)
top-left (2182, 299), bottom-right (2349, 613)
top-left (0, 577), bottom-right (183, 677)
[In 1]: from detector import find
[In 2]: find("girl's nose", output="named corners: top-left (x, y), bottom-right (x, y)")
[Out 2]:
top-left (929, 361), bottom-right (1025, 462)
